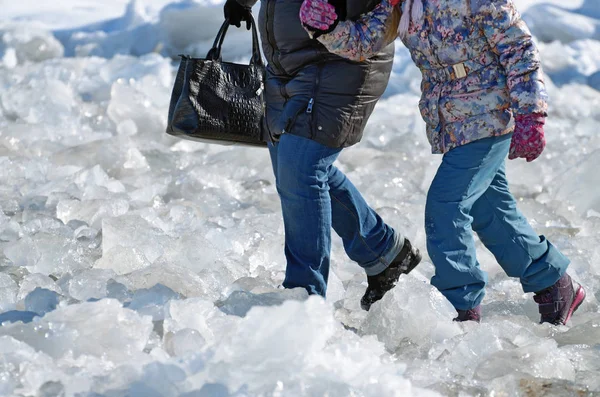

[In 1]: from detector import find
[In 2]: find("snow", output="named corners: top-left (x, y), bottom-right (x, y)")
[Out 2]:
top-left (0, 0), bottom-right (599, 395)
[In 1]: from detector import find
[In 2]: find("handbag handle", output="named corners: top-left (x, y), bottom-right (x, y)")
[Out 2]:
top-left (206, 15), bottom-right (264, 67)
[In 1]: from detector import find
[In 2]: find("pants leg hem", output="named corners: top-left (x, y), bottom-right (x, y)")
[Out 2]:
top-left (361, 232), bottom-right (405, 276)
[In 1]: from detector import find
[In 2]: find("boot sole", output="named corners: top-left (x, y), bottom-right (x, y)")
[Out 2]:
top-left (564, 284), bottom-right (586, 325)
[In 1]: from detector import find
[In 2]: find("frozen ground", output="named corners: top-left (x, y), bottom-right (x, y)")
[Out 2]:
top-left (0, 0), bottom-right (599, 396)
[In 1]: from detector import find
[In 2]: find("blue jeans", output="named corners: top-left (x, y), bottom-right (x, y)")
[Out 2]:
top-left (269, 133), bottom-right (404, 297)
top-left (426, 134), bottom-right (570, 310)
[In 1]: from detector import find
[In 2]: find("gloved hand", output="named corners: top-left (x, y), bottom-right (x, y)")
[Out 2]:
top-left (509, 113), bottom-right (546, 162)
top-left (224, 0), bottom-right (252, 30)
top-left (300, 0), bottom-right (338, 32)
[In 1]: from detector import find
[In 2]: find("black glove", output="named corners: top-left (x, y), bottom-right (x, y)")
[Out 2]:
top-left (224, 0), bottom-right (252, 30)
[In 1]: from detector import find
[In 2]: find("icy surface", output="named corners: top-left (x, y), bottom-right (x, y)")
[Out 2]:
top-left (0, 0), bottom-right (598, 396)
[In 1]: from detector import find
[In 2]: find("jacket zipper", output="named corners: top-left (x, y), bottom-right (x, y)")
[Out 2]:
top-left (306, 98), bottom-right (314, 114)
top-left (307, 65), bottom-right (322, 139)
top-left (265, 0), bottom-right (284, 74)
top-left (280, 66), bottom-right (322, 139)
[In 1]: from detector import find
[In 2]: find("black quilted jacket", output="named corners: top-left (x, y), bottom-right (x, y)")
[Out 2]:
top-left (238, 0), bottom-right (394, 147)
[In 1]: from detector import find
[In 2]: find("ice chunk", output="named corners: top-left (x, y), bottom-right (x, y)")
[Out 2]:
top-left (216, 288), bottom-right (309, 317)
top-left (24, 287), bottom-right (59, 315)
top-left (102, 215), bottom-right (169, 263)
top-left (5, 232), bottom-right (95, 276)
top-left (221, 276), bottom-right (276, 297)
top-left (17, 273), bottom-right (62, 301)
top-left (107, 80), bottom-right (165, 138)
top-left (0, 273), bottom-right (18, 312)
top-left (489, 375), bottom-right (594, 397)
top-left (128, 362), bottom-right (187, 397)
top-left (207, 297), bottom-right (433, 396)
top-left (163, 298), bottom-right (238, 347)
top-left (0, 310), bottom-right (39, 325)
top-left (21, 213), bottom-right (72, 238)
top-left (0, 24), bottom-right (64, 64)
top-left (57, 198), bottom-right (129, 229)
top-left (475, 339), bottom-right (575, 381)
top-left (0, 299), bottom-right (153, 362)
top-left (117, 119), bottom-right (138, 136)
top-left (123, 147), bottom-right (150, 170)
top-left (72, 223), bottom-right (99, 240)
top-left (73, 165), bottom-right (127, 198)
top-left (93, 53), bottom-right (172, 104)
top-left (341, 276), bottom-right (368, 311)
top-left (554, 316), bottom-right (600, 346)
top-left (335, 307), bottom-right (368, 333)
top-left (514, 199), bottom-right (581, 238)
top-left (181, 383), bottom-right (230, 397)
top-left (94, 245), bottom-right (151, 275)
top-left (554, 149), bottom-right (600, 215)
top-left (209, 297), bottom-right (338, 391)
top-left (432, 321), bottom-right (541, 379)
top-left (3, 236), bottom-right (41, 269)
top-left (360, 276), bottom-right (462, 351)
top-left (0, 336), bottom-right (60, 396)
top-left (120, 263), bottom-right (219, 300)
top-left (50, 141), bottom-right (124, 179)
top-left (127, 284), bottom-right (181, 321)
top-left (325, 270), bottom-right (345, 304)
top-left (155, 233), bottom-right (223, 274)
top-left (68, 269), bottom-right (116, 301)
top-left (106, 279), bottom-right (133, 303)
top-left (38, 381), bottom-right (65, 397)
top-left (0, 217), bottom-right (21, 242)
top-left (1, 47), bottom-right (17, 68)
top-left (0, 78), bottom-right (75, 125)
top-left (164, 328), bottom-right (206, 357)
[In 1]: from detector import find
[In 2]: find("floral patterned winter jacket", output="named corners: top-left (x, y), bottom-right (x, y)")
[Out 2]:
top-left (317, 0), bottom-right (548, 154)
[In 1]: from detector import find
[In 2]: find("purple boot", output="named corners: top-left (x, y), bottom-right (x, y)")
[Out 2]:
top-left (533, 273), bottom-right (586, 325)
top-left (453, 305), bottom-right (481, 323)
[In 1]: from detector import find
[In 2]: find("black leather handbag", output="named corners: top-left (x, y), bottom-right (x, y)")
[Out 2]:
top-left (166, 15), bottom-right (267, 147)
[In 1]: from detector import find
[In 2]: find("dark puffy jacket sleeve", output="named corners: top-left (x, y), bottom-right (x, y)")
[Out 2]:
top-left (235, 0), bottom-right (258, 8)
top-left (472, 0), bottom-right (548, 115)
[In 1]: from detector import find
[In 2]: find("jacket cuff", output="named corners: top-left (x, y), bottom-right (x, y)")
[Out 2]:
top-left (303, 19), bottom-right (340, 40)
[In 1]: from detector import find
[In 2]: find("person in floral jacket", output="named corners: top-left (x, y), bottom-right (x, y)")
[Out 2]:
top-left (299, 0), bottom-right (586, 324)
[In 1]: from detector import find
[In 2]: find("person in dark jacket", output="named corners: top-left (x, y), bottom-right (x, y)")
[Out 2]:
top-left (224, 0), bottom-right (421, 309)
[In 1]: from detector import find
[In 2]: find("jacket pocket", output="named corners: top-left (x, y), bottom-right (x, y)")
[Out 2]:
top-left (440, 85), bottom-right (510, 123)
top-left (418, 97), bottom-right (433, 127)
top-left (276, 102), bottom-right (309, 141)
top-left (418, 94), bottom-right (441, 131)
